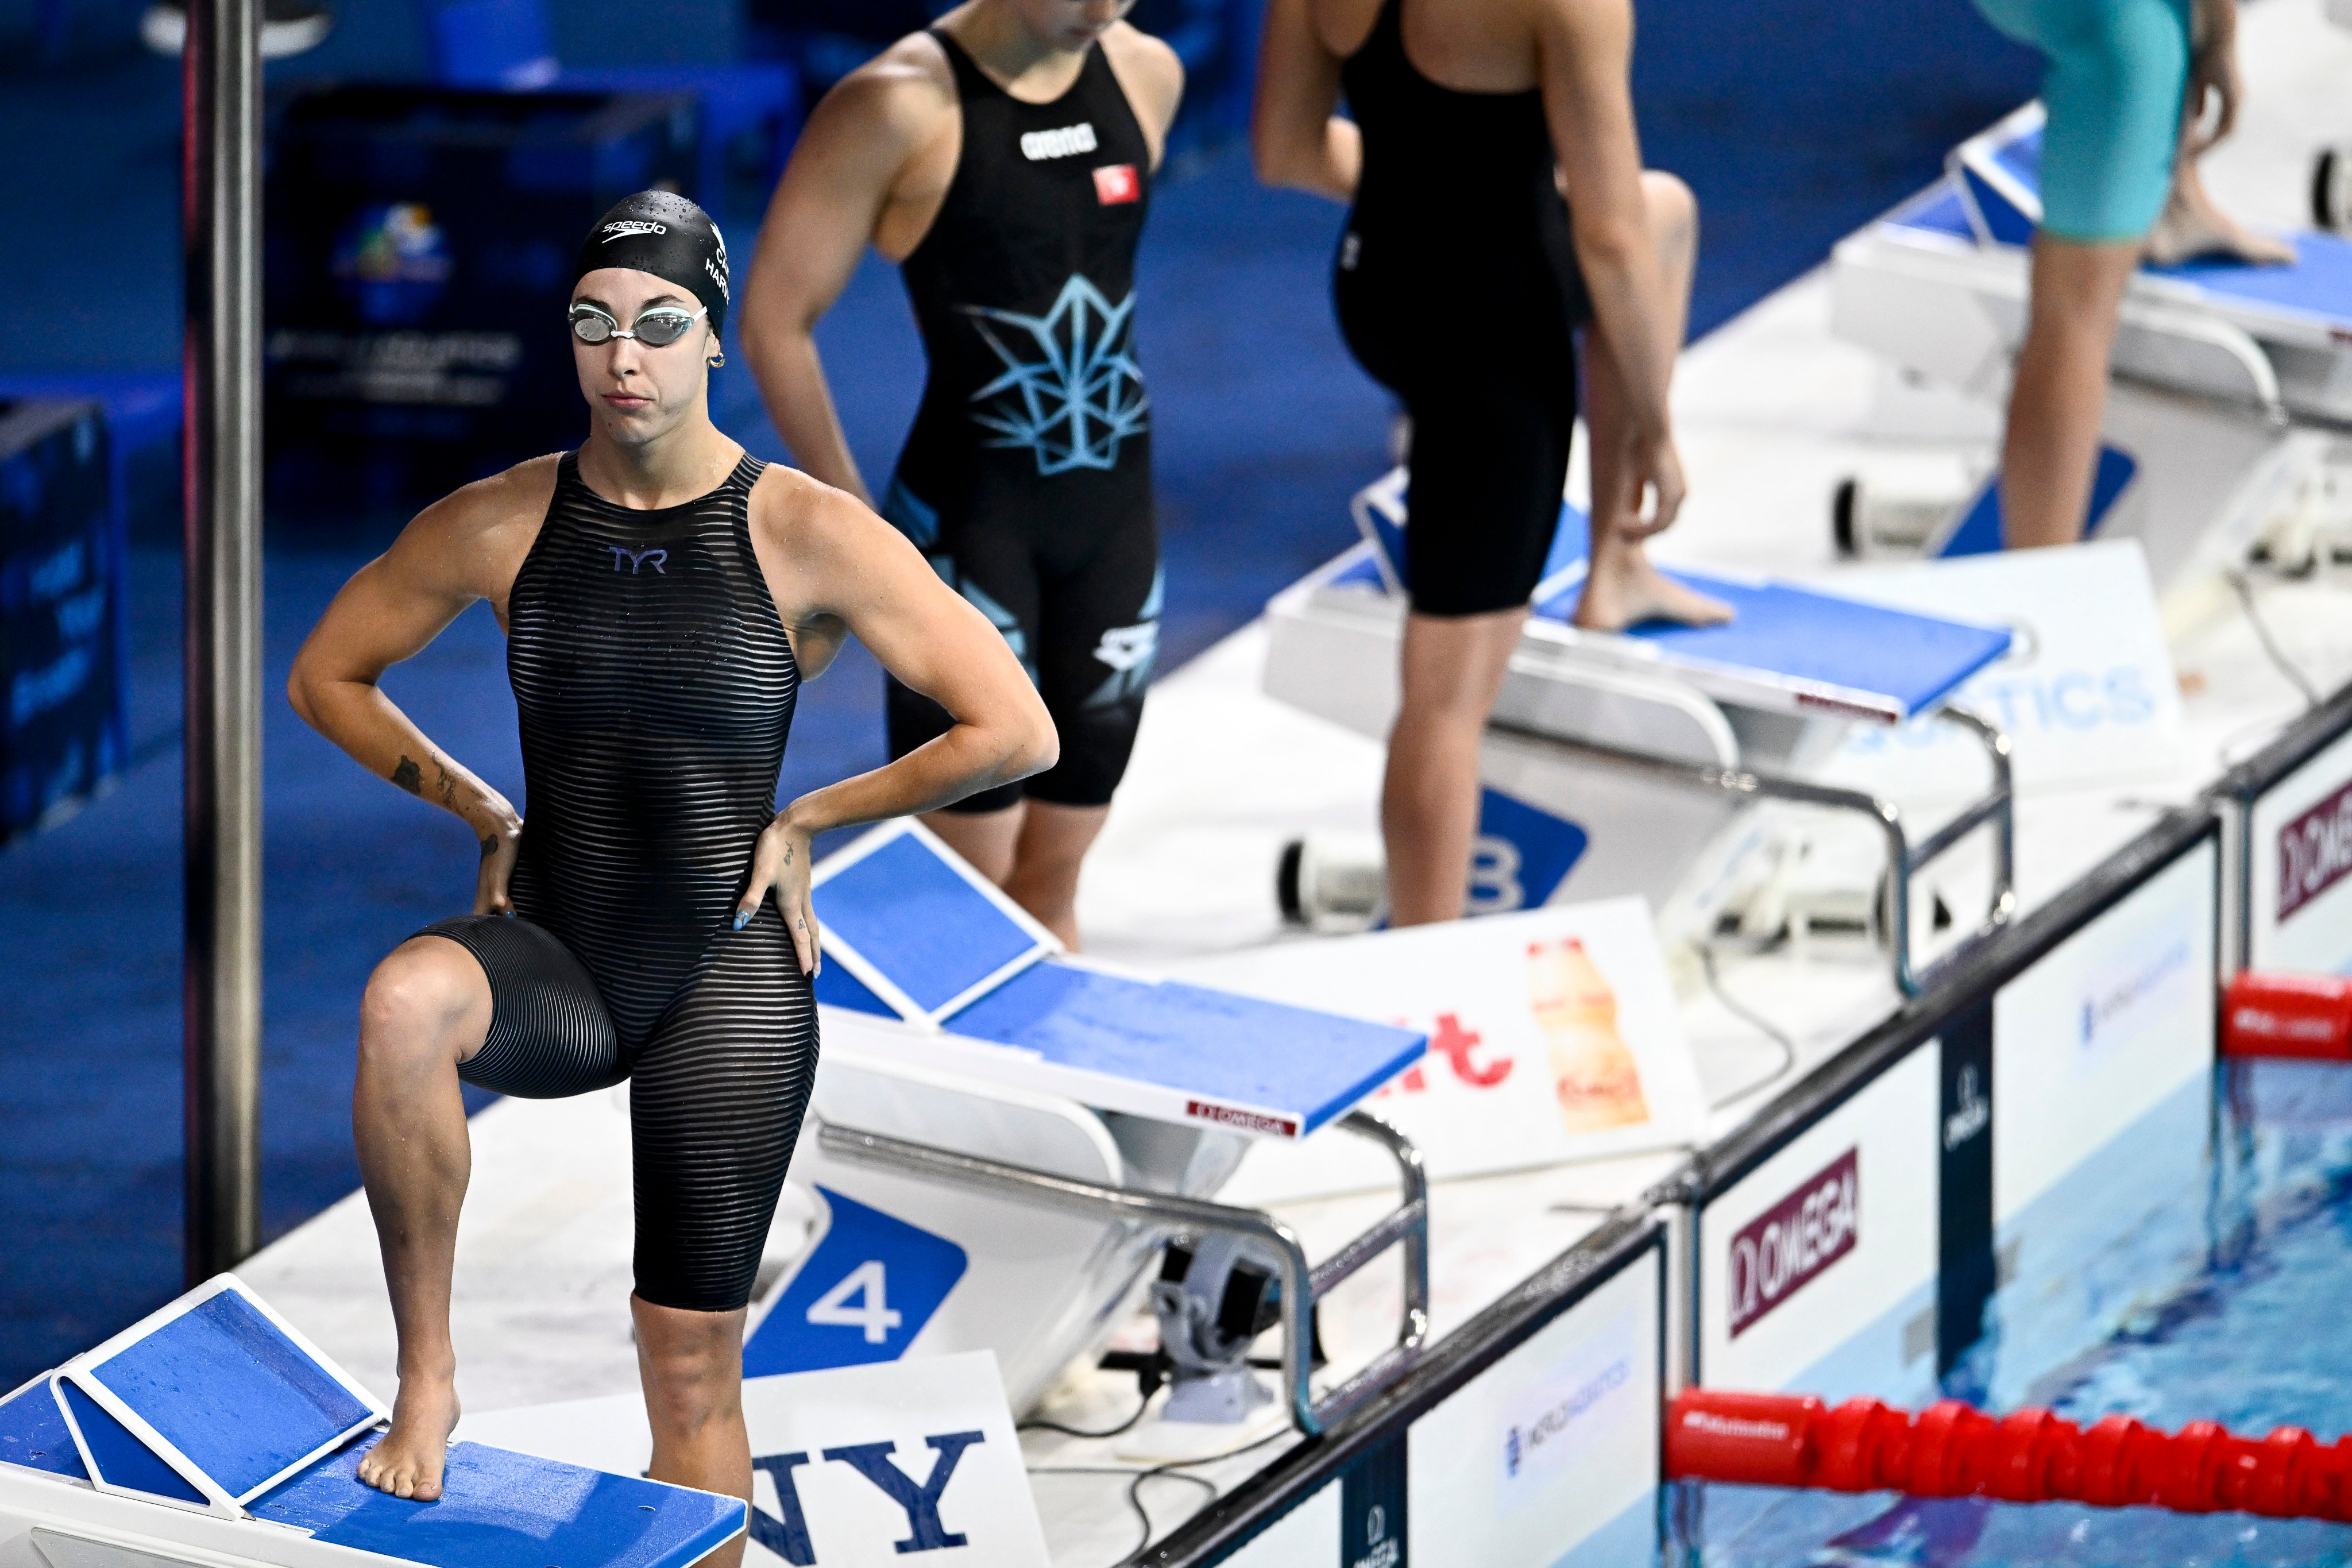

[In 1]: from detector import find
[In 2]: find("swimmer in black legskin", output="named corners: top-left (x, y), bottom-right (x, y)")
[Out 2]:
top-left (740, 0), bottom-right (1182, 950)
top-left (288, 193), bottom-right (1054, 1556)
top-left (1255, 0), bottom-right (1724, 925)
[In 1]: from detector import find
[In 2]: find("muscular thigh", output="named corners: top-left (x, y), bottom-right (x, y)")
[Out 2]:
top-left (628, 906), bottom-right (819, 1314)
top-left (420, 914), bottom-right (627, 1099)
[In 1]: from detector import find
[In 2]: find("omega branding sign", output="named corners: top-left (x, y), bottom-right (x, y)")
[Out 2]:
top-left (1727, 1148), bottom-right (1859, 1339)
top-left (2279, 778), bottom-right (2352, 922)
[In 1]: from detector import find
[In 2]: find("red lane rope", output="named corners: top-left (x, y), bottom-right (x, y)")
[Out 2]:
top-left (1666, 1389), bottom-right (2352, 1519)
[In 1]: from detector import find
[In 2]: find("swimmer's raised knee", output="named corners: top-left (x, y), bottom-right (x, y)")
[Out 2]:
top-left (360, 938), bottom-right (487, 1064)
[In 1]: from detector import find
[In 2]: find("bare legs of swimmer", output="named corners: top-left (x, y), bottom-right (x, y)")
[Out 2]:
top-left (924, 800), bottom-right (1107, 950)
top-left (349, 935), bottom-right (756, 1568)
top-left (1385, 179), bottom-right (1724, 923)
top-left (1573, 171), bottom-right (1731, 633)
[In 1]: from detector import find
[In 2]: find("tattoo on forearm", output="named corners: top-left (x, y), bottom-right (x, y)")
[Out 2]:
top-left (391, 756), bottom-right (422, 795)
top-left (479, 836), bottom-right (497, 862)
top-left (782, 844), bottom-right (793, 866)
top-left (435, 760), bottom-right (459, 808)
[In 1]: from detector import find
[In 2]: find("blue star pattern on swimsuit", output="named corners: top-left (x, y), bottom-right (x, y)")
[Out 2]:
top-left (961, 275), bottom-right (1149, 475)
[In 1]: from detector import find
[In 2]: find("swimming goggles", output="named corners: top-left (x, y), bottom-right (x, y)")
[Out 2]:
top-left (568, 302), bottom-right (708, 347)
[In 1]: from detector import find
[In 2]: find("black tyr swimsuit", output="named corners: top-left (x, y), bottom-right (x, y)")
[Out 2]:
top-left (1334, 0), bottom-right (1595, 617)
top-left (420, 451), bottom-right (816, 1315)
top-left (880, 28), bottom-right (1162, 813)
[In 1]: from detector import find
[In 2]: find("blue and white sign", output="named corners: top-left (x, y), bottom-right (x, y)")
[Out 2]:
top-left (1816, 539), bottom-right (2184, 794)
top-left (461, 1354), bottom-right (1048, 1568)
top-left (1468, 787), bottom-right (1590, 916)
top-left (744, 1189), bottom-right (968, 1378)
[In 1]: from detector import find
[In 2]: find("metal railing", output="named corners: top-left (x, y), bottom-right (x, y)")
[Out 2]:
top-left (816, 1109), bottom-right (1429, 1436)
top-left (1488, 703), bottom-right (2016, 997)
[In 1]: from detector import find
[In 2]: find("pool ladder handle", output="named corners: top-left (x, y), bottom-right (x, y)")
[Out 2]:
top-left (1486, 702), bottom-right (2017, 998)
top-left (815, 1108), bottom-right (1431, 1439)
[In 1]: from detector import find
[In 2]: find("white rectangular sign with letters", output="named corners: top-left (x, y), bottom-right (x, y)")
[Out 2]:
top-left (2249, 728), bottom-right (2352, 975)
top-left (1181, 900), bottom-right (1706, 1201)
top-left (458, 1352), bottom-right (1047, 1566)
top-left (1697, 1046), bottom-right (1940, 1404)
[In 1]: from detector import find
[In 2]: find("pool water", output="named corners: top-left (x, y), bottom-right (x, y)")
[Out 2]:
top-left (1666, 1062), bottom-right (2352, 1567)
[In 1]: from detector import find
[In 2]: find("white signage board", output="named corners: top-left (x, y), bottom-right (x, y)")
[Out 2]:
top-left (1408, 1245), bottom-right (1661, 1568)
top-left (1813, 539), bottom-right (2186, 794)
top-left (458, 1352), bottom-right (1047, 1567)
top-left (2249, 727), bottom-right (2352, 975)
top-left (1696, 1046), bottom-right (1941, 1405)
top-left (1178, 900), bottom-right (1707, 1202)
top-left (1993, 839), bottom-right (2216, 1230)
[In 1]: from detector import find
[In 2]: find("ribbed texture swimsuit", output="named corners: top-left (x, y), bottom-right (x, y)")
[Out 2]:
top-left (420, 451), bottom-right (816, 1314)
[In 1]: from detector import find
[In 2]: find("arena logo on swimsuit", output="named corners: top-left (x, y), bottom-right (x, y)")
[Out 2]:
top-left (1018, 122), bottom-right (1096, 160)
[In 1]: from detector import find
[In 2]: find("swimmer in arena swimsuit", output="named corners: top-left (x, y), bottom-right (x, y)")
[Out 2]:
top-left (1968, 0), bottom-right (2290, 546)
top-left (287, 192), bottom-right (1055, 1553)
top-left (1253, 0), bottom-right (1721, 925)
top-left (739, 0), bottom-right (1183, 950)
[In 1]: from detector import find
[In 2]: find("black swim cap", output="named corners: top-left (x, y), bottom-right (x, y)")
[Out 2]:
top-left (574, 191), bottom-right (731, 333)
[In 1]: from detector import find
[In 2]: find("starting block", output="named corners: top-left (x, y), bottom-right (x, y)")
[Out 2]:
top-left (1264, 470), bottom-right (2018, 994)
top-left (746, 821), bottom-right (1431, 1438)
top-left (0, 1276), bottom-right (744, 1568)
top-left (1831, 103), bottom-right (2350, 608)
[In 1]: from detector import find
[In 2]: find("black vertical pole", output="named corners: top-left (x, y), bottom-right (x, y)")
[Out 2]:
top-left (183, 0), bottom-right (264, 1284)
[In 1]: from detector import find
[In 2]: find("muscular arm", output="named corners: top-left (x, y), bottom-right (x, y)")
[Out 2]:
top-left (287, 466), bottom-right (542, 912)
top-left (738, 60), bottom-right (945, 505)
top-left (1252, 0), bottom-right (1361, 200)
top-left (739, 472), bottom-right (1056, 967)
top-left (1536, 0), bottom-right (1675, 443)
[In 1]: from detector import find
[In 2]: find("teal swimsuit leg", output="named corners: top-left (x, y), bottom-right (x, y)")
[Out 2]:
top-left (1972, 0), bottom-right (2192, 242)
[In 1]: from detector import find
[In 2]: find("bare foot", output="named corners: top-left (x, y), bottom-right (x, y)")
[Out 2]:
top-left (1571, 552), bottom-right (1734, 632)
top-left (2145, 184), bottom-right (2296, 267)
top-left (356, 1373), bottom-right (459, 1501)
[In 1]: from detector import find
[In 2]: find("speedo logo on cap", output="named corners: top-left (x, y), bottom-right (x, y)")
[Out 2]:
top-left (602, 219), bottom-right (667, 242)
top-left (1020, 122), bottom-right (1097, 161)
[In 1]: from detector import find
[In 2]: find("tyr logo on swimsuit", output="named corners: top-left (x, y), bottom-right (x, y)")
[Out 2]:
top-left (605, 546), bottom-right (667, 574)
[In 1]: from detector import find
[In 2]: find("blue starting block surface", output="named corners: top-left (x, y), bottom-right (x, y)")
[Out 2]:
top-left (813, 828), bottom-right (1426, 1138)
top-left (249, 1432), bottom-right (744, 1568)
top-left (60, 1276), bottom-right (384, 1509)
top-left (1341, 473), bottom-right (2011, 724)
top-left (0, 1378), bottom-right (86, 1481)
top-left (813, 820), bottom-right (1058, 1026)
top-left (1945, 106), bottom-right (2347, 335)
top-left (7, 1277), bottom-right (749, 1567)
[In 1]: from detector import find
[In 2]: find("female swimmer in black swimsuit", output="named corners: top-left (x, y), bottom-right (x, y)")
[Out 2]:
top-left (288, 192), bottom-right (1053, 1559)
top-left (1255, 0), bottom-right (1722, 925)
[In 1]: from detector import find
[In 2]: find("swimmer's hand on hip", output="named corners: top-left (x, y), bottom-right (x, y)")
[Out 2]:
top-left (736, 808), bottom-right (820, 975)
top-left (473, 805), bottom-right (523, 917)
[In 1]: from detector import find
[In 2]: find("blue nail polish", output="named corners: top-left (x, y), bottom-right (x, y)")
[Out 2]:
top-left (732, 911), bottom-right (748, 931)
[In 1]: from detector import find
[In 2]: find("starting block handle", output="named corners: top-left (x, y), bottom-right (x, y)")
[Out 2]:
top-left (813, 1110), bottom-right (1432, 1437)
top-left (1485, 701), bottom-right (2017, 998)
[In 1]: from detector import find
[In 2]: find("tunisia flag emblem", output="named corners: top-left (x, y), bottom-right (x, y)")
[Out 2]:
top-left (1092, 164), bottom-right (1141, 205)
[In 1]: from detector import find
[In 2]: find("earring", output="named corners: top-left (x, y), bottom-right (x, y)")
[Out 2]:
top-left (708, 346), bottom-right (727, 368)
